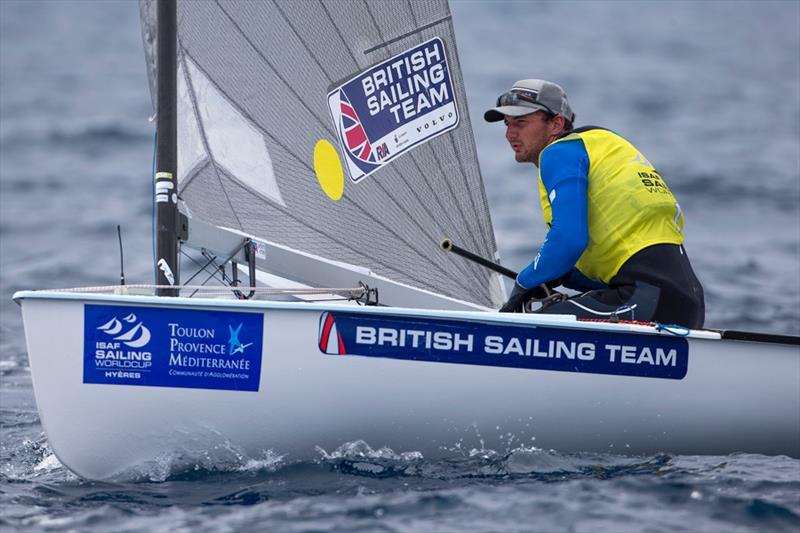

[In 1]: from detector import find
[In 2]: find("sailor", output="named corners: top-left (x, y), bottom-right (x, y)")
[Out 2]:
top-left (485, 79), bottom-right (705, 328)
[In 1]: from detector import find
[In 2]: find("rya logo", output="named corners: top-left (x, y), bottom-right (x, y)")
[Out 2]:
top-left (97, 313), bottom-right (151, 348)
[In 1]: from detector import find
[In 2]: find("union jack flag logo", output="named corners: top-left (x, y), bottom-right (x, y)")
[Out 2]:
top-left (338, 91), bottom-right (378, 168)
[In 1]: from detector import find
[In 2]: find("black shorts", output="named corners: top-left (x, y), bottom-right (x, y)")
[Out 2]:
top-left (540, 244), bottom-right (705, 328)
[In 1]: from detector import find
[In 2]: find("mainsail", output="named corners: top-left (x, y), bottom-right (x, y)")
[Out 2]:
top-left (140, 0), bottom-right (503, 307)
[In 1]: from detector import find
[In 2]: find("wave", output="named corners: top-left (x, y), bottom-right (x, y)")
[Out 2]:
top-left (3, 436), bottom-right (798, 533)
top-left (45, 123), bottom-right (149, 146)
top-left (669, 171), bottom-right (800, 211)
top-left (0, 120), bottom-right (149, 150)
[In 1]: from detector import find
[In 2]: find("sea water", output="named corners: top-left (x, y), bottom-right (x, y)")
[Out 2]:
top-left (1, 1), bottom-right (798, 531)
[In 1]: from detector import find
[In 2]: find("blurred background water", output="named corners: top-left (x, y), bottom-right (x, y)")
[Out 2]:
top-left (1, 1), bottom-right (798, 531)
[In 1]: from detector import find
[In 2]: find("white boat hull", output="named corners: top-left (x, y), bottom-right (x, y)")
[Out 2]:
top-left (15, 291), bottom-right (800, 480)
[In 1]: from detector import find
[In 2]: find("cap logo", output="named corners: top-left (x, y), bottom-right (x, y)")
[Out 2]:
top-left (512, 89), bottom-right (539, 104)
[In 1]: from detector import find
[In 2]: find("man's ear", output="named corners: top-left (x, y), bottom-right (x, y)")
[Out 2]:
top-left (549, 115), bottom-right (566, 135)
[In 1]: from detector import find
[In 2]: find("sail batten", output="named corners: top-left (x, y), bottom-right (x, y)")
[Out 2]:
top-left (141, 0), bottom-right (503, 307)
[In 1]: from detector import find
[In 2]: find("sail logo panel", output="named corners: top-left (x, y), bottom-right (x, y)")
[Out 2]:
top-left (327, 37), bottom-right (459, 183)
top-left (317, 311), bottom-right (689, 380)
top-left (83, 305), bottom-right (264, 392)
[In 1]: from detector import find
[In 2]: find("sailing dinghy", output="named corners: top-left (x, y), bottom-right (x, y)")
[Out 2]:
top-left (14, 0), bottom-right (800, 480)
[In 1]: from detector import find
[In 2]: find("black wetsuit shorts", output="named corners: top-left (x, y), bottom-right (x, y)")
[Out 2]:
top-left (540, 244), bottom-right (705, 328)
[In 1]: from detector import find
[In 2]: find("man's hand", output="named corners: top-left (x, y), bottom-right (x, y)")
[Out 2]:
top-left (499, 282), bottom-right (548, 313)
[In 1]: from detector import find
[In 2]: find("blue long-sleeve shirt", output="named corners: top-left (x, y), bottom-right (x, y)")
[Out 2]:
top-left (517, 139), bottom-right (606, 293)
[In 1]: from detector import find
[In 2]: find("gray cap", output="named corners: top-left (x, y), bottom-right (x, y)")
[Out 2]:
top-left (484, 79), bottom-right (575, 123)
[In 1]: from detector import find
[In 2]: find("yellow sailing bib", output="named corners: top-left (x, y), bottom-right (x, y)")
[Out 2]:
top-left (537, 127), bottom-right (684, 284)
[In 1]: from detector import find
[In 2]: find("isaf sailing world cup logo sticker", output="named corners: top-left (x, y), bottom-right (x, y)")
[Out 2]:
top-left (327, 37), bottom-right (459, 183)
top-left (91, 312), bottom-right (154, 377)
top-left (97, 313), bottom-right (151, 348)
top-left (84, 305), bottom-right (265, 391)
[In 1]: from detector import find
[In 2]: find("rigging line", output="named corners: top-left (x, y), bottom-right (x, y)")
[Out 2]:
top-left (189, 265), bottom-right (227, 298)
top-left (178, 56), bottom-right (481, 300)
top-left (188, 244), bottom-right (248, 298)
top-left (181, 249), bottom-right (225, 287)
top-left (271, 0), bottom-right (334, 82)
top-left (178, 46), bottom-right (244, 231)
top-left (363, 16), bottom-right (452, 54)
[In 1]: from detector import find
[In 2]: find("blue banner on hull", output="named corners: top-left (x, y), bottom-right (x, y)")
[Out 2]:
top-left (318, 312), bottom-right (688, 379)
top-left (84, 305), bottom-right (263, 391)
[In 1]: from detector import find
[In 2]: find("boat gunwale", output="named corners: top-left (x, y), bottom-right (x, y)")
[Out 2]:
top-left (12, 289), bottom-right (727, 341)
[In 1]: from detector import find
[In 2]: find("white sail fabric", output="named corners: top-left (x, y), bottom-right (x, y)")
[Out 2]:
top-left (140, 0), bottom-right (502, 307)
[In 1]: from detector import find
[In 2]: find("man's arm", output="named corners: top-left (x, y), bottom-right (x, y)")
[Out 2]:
top-left (516, 140), bottom-right (591, 290)
top-left (561, 267), bottom-right (607, 292)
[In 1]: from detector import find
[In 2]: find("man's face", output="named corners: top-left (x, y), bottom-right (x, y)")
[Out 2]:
top-left (504, 112), bottom-right (560, 166)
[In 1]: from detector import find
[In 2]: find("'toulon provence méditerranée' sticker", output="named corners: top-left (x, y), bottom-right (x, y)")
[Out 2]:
top-left (327, 37), bottom-right (459, 182)
top-left (84, 305), bottom-right (264, 391)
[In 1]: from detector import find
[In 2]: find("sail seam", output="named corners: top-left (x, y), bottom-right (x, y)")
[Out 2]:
top-left (363, 15), bottom-right (451, 54)
top-left (445, 134), bottom-right (489, 258)
top-left (361, 0), bottom-right (385, 50)
top-left (407, 0), bottom-right (419, 30)
top-left (318, 0), bottom-right (361, 69)
top-left (407, 151), bottom-right (483, 259)
top-left (372, 171), bottom-right (490, 293)
top-left (426, 143), bottom-right (484, 254)
top-left (404, 150), bottom-right (477, 252)
top-left (214, 0), bottom-right (337, 140)
top-left (272, 0), bottom-right (335, 83)
top-left (446, 29), bottom-right (502, 258)
top-left (339, 194), bottom-right (484, 296)
top-left (223, 173), bottom-right (469, 296)
top-left (378, 161), bottom-right (490, 292)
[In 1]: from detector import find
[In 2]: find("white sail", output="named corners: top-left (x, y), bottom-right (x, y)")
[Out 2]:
top-left (140, 0), bottom-right (504, 307)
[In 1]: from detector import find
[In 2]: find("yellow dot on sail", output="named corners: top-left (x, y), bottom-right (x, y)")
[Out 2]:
top-left (314, 140), bottom-right (344, 201)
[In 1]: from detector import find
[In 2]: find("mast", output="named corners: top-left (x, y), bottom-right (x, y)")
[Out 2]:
top-left (154, 0), bottom-right (178, 295)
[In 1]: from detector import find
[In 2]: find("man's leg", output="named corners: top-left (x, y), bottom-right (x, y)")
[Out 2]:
top-left (537, 282), bottom-right (660, 322)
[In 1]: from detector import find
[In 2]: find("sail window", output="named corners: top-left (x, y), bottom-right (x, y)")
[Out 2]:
top-left (182, 55), bottom-right (285, 207)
